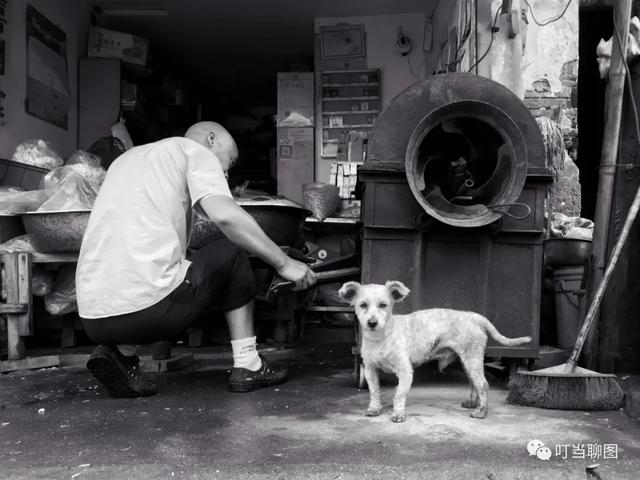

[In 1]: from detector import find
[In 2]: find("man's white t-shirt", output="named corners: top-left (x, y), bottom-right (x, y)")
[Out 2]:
top-left (76, 137), bottom-right (232, 319)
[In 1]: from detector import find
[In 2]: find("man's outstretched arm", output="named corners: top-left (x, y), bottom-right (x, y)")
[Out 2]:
top-left (198, 195), bottom-right (316, 290)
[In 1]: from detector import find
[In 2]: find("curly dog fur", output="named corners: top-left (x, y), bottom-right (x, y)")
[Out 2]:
top-left (339, 280), bottom-right (532, 422)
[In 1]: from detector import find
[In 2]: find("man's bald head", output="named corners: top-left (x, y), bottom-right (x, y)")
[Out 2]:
top-left (185, 121), bottom-right (238, 173)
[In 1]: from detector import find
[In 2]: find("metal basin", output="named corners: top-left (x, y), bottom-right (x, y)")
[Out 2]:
top-left (190, 197), bottom-right (310, 249)
top-left (544, 238), bottom-right (592, 268)
top-left (21, 197), bottom-right (310, 253)
top-left (22, 210), bottom-right (90, 253)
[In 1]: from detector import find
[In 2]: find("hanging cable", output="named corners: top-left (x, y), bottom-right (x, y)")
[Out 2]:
top-left (428, 0), bottom-right (442, 20)
top-left (523, 0), bottom-right (573, 27)
top-left (467, 1), bottom-right (503, 73)
top-left (448, 0), bottom-right (473, 71)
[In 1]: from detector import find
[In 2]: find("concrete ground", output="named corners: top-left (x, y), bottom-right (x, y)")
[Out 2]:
top-left (1, 344), bottom-right (640, 480)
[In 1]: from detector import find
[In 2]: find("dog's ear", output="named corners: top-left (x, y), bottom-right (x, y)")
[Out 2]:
top-left (338, 281), bottom-right (361, 304)
top-left (385, 280), bottom-right (410, 302)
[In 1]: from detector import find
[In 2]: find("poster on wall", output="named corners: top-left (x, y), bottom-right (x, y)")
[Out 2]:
top-left (25, 5), bottom-right (69, 129)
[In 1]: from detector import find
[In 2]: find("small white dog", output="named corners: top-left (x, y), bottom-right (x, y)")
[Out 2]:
top-left (339, 280), bottom-right (531, 422)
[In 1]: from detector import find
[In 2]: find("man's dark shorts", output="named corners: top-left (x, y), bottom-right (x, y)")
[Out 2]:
top-left (81, 237), bottom-right (258, 345)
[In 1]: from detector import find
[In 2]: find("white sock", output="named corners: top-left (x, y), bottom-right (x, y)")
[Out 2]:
top-left (230, 336), bottom-right (262, 371)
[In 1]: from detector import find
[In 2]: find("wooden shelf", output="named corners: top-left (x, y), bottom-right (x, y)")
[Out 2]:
top-left (322, 96), bottom-right (379, 102)
top-left (318, 69), bottom-right (381, 161)
top-left (322, 110), bottom-right (379, 115)
top-left (321, 69), bottom-right (379, 74)
top-left (325, 124), bottom-right (375, 129)
top-left (322, 82), bottom-right (378, 87)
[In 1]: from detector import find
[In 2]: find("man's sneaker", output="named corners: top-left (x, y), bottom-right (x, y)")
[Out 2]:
top-left (87, 345), bottom-right (158, 398)
top-left (228, 355), bottom-right (289, 393)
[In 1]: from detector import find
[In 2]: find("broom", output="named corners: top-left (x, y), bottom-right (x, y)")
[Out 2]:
top-left (508, 3), bottom-right (635, 410)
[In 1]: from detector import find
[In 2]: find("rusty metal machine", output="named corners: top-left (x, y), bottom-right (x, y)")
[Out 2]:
top-left (359, 73), bottom-right (553, 360)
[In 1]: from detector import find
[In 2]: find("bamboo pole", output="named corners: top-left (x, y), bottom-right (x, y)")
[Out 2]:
top-left (585, 0), bottom-right (633, 366)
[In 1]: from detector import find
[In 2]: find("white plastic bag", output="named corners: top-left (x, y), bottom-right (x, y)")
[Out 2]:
top-left (0, 235), bottom-right (36, 254)
top-left (11, 140), bottom-right (64, 170)
top-left (66, 150), bottom-right (107, 191)
top-left (37, 167), bottom-right (99, 212)
top-left (550, 213), bottom-right (594, 240)
top-left (111, 117), bottom-right (134, 151)
top-left (0, 190), bottom-right (49, 213)
top-left (44, 265), bottom-right (77, 316)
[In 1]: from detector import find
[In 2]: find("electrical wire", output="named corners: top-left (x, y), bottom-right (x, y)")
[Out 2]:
top-left (523, 0), bottom-right (573, 27)
top-left (428, 0), bottom-right (442, 20)
top-left (447, 0), bottom-right (473, 72)
top-left (467, 1), bottom-right (502, 74)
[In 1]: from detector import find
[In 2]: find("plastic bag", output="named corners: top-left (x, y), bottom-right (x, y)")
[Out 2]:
top-left (0, 189), bottom-right (49, 213)
top-left (0, 235), bottom-right (36, 254)
top-left (66, 150), bottom-right (106, 190)
top-left (37, 167), bottom-right (99, 212)
top-left (550, 213), bottom-right (594, 240)
top-left (11, 139), bottom-right (64, 170)
top-left (44, 265), bottom-right (77, 316)
top-left (0, 186), bottom-right (23, 193)
top-left (597, 17), bottom-right (640, 78)
top-left (111, 117), bottom-right (134, 151)
top-left (32, 266), bottom-right (54, 297)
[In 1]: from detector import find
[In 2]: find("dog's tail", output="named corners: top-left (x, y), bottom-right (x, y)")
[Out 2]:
top-left (476, 315), bottom-right (532, 346)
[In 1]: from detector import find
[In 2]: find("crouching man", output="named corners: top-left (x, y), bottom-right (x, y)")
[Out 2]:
top-left (75, 121), bottom-right (315, 397)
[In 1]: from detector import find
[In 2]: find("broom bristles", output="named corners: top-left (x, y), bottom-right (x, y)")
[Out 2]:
top-left (508, 371), bottom-right (624, 410)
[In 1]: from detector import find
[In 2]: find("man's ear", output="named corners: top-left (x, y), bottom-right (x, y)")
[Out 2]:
top-left (385, 280), bottom-right (410, 303)
top-left (338, 281), bottom-right (361, 304)
top-left (207, 131), bottom-right (217, 148)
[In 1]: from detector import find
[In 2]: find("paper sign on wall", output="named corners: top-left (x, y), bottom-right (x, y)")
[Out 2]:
top-left (25, 5), bottom-right (69, 129)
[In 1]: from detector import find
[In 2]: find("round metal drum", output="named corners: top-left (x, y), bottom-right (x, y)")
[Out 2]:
top-left (368, 73), bottom-right (544, 228)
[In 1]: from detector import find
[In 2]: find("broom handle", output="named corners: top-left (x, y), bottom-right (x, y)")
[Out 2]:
top-left (566, 182), bottom-right (640, 372)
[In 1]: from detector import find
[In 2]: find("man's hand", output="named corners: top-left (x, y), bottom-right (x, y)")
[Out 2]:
top-left (277, 257), bottom-right (317, 291)
top-left (200, 196), bottom-right (317, 288)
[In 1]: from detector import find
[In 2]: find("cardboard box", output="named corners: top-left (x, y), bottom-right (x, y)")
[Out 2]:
top-left (88, 26), bottom-right (148, 66)
top-left (277, 73), bottom-right (314, 127)
top-left (277, 127), bottom-right (314, 205)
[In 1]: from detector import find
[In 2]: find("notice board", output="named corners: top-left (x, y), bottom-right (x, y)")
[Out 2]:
top-left (25, 5), bottom-right (69, 129)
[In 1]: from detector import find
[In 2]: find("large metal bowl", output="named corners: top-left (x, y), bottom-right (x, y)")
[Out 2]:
top-left (22, 210), bottom-right (90, 253)
top-left (544, 238), bottom-right (592, 268)
top-left (21, 197), bottom-right (310, 253)
top-left (190, 198), bottom-right (310, 249)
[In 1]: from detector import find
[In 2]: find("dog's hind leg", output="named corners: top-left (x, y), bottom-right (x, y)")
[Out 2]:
top-left (391, 360), bottom-right (413, 423)
top-left (458, 349), bottom-right (489, 419)
top-left (364, 364), bottom-right (382, 417)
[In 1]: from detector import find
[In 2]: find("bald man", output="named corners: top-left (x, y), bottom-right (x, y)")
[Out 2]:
top-left (76, 122), bottom-right (315, 398)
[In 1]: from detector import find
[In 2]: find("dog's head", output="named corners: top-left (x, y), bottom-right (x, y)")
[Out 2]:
top-left (338, 280), bottom-right (410, 334)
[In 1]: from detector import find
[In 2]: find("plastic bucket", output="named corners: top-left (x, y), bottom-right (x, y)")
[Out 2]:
top-left (553, 266), bottom-right (585, 350)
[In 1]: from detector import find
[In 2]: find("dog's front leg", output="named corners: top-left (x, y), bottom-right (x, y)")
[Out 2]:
top-left (391, 363), bottom-right (413, 423)
top-left (364, 364), bottom-right (382, 416)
